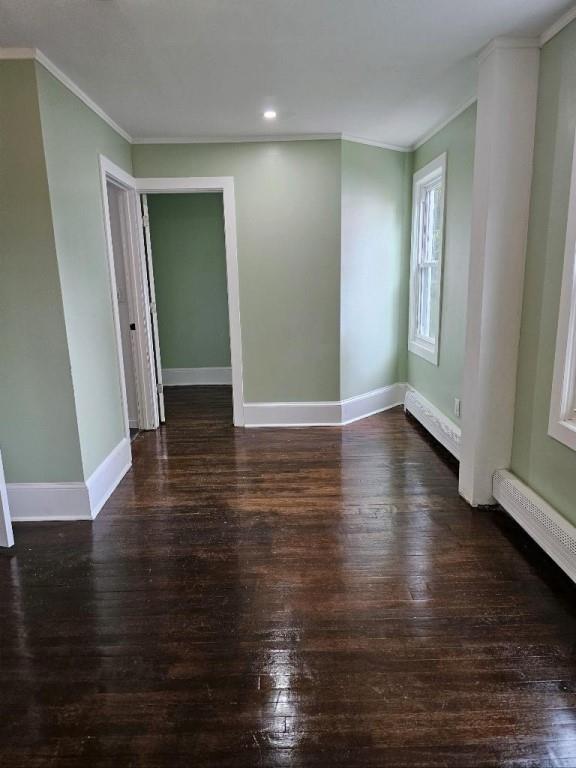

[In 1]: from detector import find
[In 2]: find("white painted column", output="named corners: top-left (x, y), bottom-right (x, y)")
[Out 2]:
top-left (0, 449), bottom-right (14, 548)
top-left (459, 38), bottom-right (540, 506)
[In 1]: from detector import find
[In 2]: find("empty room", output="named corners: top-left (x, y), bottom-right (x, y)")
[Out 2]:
top-left (1, 1), bottom-right (576, 766)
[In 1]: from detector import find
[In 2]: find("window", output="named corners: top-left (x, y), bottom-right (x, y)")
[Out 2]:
top-left (549, 137), bottom-right (576, 451)
top-left (409, 153), bottom-right (446, 365)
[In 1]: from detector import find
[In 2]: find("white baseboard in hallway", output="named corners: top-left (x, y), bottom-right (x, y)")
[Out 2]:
top-left (404, 387), bottom-right (461, 459)
top-left (8, 437), bottom-right (131, 522)
top-left (163, 367), bottom-right (232, 386)
top-left (493, 469), bottom-right (576, 585)
top-left (341, 383), bottom-right (406, 424)
top-left (244, 383), bottom-right (406, 427)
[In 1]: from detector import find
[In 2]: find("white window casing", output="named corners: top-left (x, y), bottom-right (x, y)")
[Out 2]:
top-left (549, 131), bottom-right (576, 452)
top-left (408, 153), bottom-right (447, 365)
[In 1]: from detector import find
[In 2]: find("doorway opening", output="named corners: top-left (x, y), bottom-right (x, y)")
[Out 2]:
top-left (99, 158), bottom-right (244, 440)
top-left (144, 191), bottom-right (232, 398)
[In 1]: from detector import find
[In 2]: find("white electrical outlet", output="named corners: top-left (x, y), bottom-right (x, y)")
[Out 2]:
top-left (454, 398), bottom-right (461, 418)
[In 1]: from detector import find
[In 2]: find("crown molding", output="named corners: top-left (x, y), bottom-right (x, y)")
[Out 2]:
top-left (0, 47), bottom-right (132, 142)
top-left (541, 4), bottom-right (576, 46)
top-left (341, 134), bottom-right (411, 152)
top-left (0, 47), bottom-right (37, 59)
top-left (411, 96), bottom-right (477, 151)
top-left (478, 36), bottom-right (540, 65)
top-left (131, 133), bottom-right (342, 145)
top-left (133, 132), bottom-right (413, 152)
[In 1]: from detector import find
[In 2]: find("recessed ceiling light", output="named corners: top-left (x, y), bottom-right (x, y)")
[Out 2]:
top-left (263, 110), bottom-right (277, 120)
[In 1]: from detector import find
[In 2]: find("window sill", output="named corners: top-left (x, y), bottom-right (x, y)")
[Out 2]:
top-left (408, 338), bottom-right (439, 366)
top-left (548, 417), bottom-right (576, 452)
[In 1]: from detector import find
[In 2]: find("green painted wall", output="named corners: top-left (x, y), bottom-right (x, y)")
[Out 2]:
top-left (36, 63), bottom-right (133, 479)
top-left (340, 140), bottom-right (412, 399)
top-left (407, 103), bottom-right (477, 422)
top-left (0, 60), bottom-right (83, 483)
top-left (147, 193), bottom-right (231, 369)
top-left (511, 21), bottom-right (576, 526)
top-left (132, 141), bottom-right (342, 402)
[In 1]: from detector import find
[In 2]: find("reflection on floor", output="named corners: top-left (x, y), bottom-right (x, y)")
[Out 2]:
top-left (129, 427), bottom-right (140, 443)
top-left (2, 385), bottom-right (576, 767)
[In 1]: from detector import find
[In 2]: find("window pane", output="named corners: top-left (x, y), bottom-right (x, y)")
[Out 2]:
top-left (409, 154), bottom-right (445, 364)
top-left (417, 265), bottom-right (433, 339)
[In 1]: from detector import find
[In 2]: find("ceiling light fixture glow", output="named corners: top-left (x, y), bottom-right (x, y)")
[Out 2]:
top-left (263, 110), bottom-right (277, 120)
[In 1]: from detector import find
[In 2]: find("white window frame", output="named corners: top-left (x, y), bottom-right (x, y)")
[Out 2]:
top-left (408, 153), bottom-right (447, 365)
top-left (549, 132), bottom-right (576, 452)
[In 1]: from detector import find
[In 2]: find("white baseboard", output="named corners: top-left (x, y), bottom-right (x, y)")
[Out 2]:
top-left (8, 437), bottom-right (131, 522)
top-left (493, 469), bottom-right (576, 584)
top-left (244, 383), bottom-right (405, 427)
top-left (244, 400), bottom-right (342, 427)
top-left (163, 367), bottom-right (232, 386)
top-left (404, 387), bottom-right (461, 459)
top-left (341, 383), bottom-right (406, 424)
top-left (86, 437), bottom-right (131, 518)
top-left (8, 482), bottom-right (92, 522)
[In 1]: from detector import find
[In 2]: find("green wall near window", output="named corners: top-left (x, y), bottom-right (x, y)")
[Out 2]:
top-left (340, 140), bottom-right (412, 399)
top-left (147, 193), bottom-right (231, 369)
top-left (511, 20), bottom-right (576, 526)
top-left (407, 103), bottom-right (477, 423)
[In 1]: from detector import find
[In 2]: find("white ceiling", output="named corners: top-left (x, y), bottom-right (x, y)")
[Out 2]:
top-left (0, 0), bottom-right (573, 147)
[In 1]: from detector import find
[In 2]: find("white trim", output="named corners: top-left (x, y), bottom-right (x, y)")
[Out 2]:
top-left (99, 156), bottom-right (159, 433)
top-left (540, 4), bottom-right (576, 47)
top-left (134, 176), bottom-right (245, 427)
top-left (478, 37), bottom-right (540, 65)
top-left (0, 47), bottom-right (37, 60)
top-left (8, 438), bottom-right (131, 522)
top-left (412, 97), bottom-right (477, 151)
top-left (341, 134), bottom-right (411, 153)
top-left (548, 130), bottom-right (576, 453)
top-left (8, 483), bottom-right (91, 522)
top-left (244, 401), bottom-right (342, 427)
top-left (86, 437), bottom-right (131, 517)
top-left (404, 387), bottom-right (461, 459)
top-left (163, 367), bottom-right (232, 386)
top-left (408, 153), bottom-right (447, 366)
top-left (341, 384), bottom-right (406, 424)
top-left (493, 470), bottom-right (576, 585)
top-left (0, 47), bottom-right (132, 142)
top-left (132, 133), bottom-right (343, 145)
top-left (0, 450), bottom-right (14, 547)
top-left (244, 383), bottom-right (404, 427)
top-left (133, 133), bottom-right (412, 152)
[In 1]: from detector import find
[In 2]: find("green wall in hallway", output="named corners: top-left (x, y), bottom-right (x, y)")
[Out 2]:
top-left (0, 60), bottom-right (83, 483)
top-left (407, 103), bottom-right (477, 422)
top-left (147, 193), bottom-right (231, 369)
top-left (340, 140), bottom-right (412, 399)
top-left (511, 20), bottom-right (576, 526)
top-left (133, 140), bottom-right (342, 402)
top-left (36, 63), bottom-right (133, 479)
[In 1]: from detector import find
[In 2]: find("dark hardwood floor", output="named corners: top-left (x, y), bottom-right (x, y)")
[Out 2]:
top-left (2, 386), bottom-right (576, 767)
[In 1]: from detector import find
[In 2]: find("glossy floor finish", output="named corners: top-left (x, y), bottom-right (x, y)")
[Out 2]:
top-left (2, 387), bottom-right (576, 767)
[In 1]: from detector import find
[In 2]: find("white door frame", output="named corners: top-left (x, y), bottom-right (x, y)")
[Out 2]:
top-left (135, 176), bottom-right (245, 427)
top-left (0, 449), bottom-right (14, 548)
top-left (99, 158), bottom-right (245, 428)
top-left (99, 156), bottom-right (160, 433)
